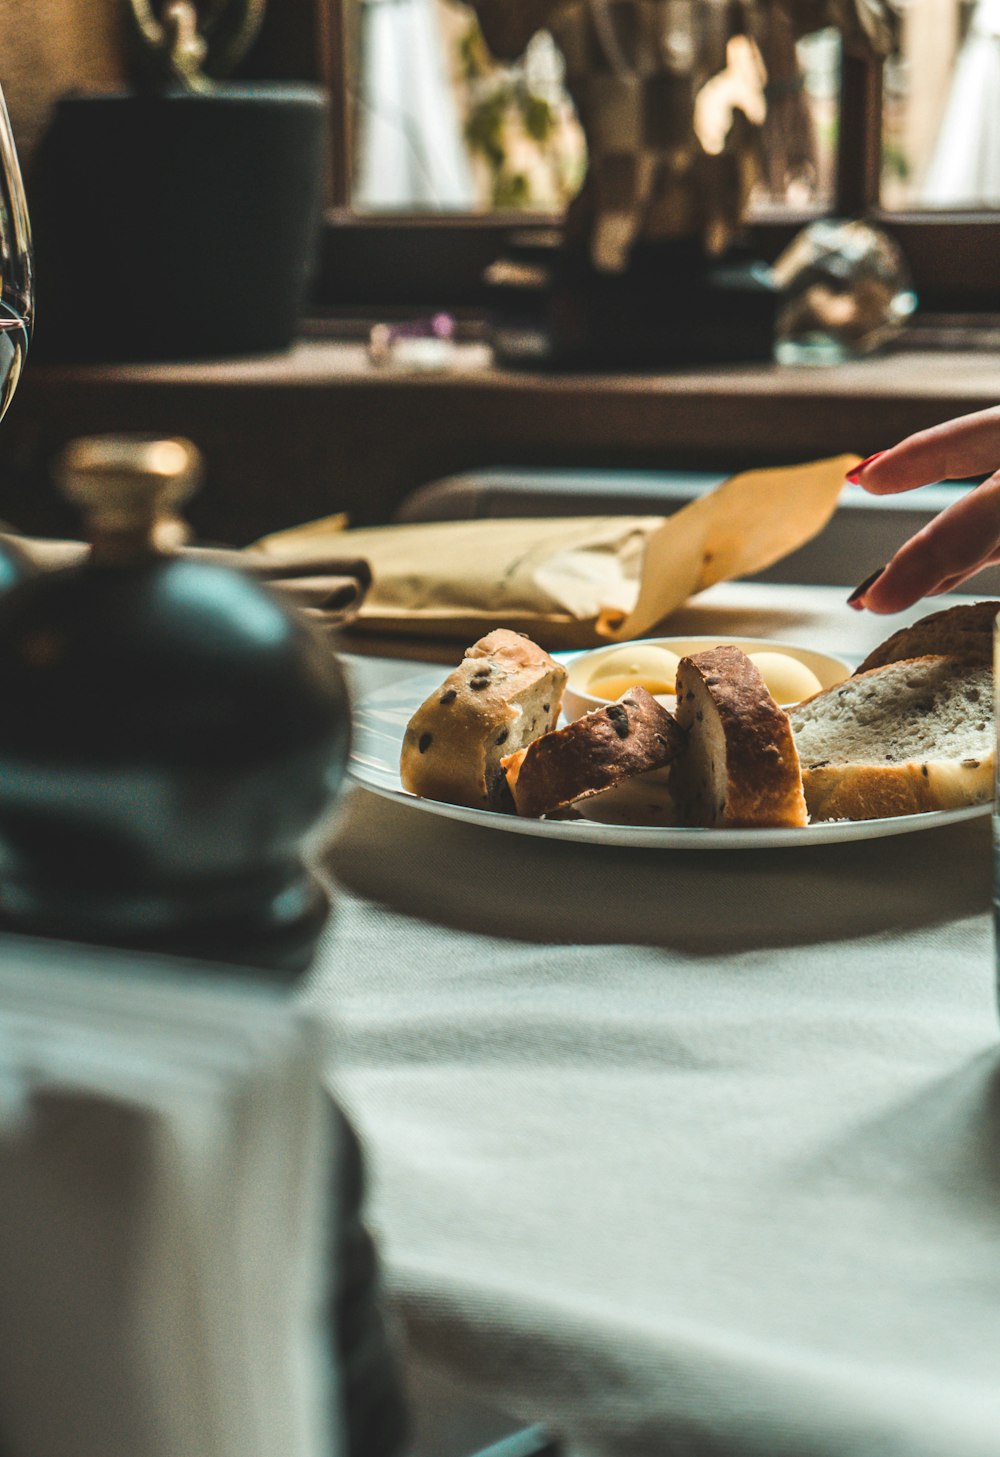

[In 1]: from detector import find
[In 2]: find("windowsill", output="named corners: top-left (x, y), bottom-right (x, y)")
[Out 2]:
top-left (8, 339), bottom-right (999, 545)
top-left (25, 334), bottom-right (1000, 399)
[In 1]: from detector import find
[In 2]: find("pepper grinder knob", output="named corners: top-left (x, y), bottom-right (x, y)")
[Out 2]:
top-left (55, 434), bottom-right (201, 558)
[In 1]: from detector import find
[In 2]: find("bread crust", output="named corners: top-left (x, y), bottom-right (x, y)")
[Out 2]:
top-left (791, 653), bottom-right (994, 821)
top-left (502, 686), bottom-right (682, 819)
top-left (675, 646), bottom-right (808, 828)
top-left (856, 601), bottom-right (1000, 674)
top-left (400, 629), bottom-right (567, 810)
top-left (801, 759), bottom-right (992, 821)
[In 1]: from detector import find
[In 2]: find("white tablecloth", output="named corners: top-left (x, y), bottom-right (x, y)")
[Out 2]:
top-left (305, 583), bottom-right (1000, 1457)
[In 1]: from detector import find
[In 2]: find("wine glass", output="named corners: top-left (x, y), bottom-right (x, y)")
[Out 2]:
top-left (0, 82), bottom-right (32, 423)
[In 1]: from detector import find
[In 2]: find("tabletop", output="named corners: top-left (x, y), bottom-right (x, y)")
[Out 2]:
top-left (304, 581), bottom-right (1000, 1457)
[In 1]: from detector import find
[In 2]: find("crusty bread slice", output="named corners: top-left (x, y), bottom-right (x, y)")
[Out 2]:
top-left (400, 629), bottom-right (567, 810)
top-left (789, 655), bottom-right (993, 821)
top-left (672, 646), bottom-right (808, 828)
top-left (856, 601), bottom-right (999, 674)
top-left (501, 686), bottom-right (682, 820)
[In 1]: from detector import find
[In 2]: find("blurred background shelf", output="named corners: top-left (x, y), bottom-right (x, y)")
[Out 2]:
top-left (1, 342), bottom-right (995, 554)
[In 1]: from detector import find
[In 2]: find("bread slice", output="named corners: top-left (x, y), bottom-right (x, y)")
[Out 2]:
top-left (400, 629), bottom-right (567, 810)
top-left (856, 601), bottom-right (999, 674)
top-left (673, 646), bottom-right (808, 828)
top-left (789, 654), bottom-right (993, 821)
top-left (501, 687), bottom-right (682, 820)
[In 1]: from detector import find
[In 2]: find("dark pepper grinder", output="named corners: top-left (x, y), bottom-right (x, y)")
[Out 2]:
top-left (0, 435), bottom-right (409, 1457)
top-left (0, 434), bottom-right (352, 972)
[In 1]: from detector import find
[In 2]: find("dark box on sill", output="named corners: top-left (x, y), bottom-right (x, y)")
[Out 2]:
top-left (486, 236), bottom-right (779, 371)
top-left (29, 86), bottom-right (326, 363)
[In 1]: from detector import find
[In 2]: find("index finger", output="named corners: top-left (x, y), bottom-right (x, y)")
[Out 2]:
top-left (852, 404), bottom-right (1000, 495)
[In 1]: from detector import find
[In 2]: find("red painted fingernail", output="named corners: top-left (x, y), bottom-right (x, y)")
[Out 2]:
top-left (845, 451), bottom-right (886, 484)
top-left (847, 566), bottom-right (885, 609)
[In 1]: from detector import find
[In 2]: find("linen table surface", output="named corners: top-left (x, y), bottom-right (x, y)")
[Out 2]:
top-left (304, 583), bottom-right (1000, 1457)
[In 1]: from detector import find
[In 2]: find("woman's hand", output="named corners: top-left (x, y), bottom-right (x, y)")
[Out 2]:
top-left (846, 404), bottom-right (1000, 613)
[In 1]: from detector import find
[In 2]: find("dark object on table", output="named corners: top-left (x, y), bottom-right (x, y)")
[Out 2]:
top-left (334, 1110), bottom-right (411, 1457)
top-left (0, 434), bottom-right (351, 974)
top-left (486, 233), bottom-right (778, 369)
top-left (0, 434), bottom-right (409, 1457)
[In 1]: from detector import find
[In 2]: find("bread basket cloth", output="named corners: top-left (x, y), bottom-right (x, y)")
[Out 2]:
top-left (253, 455), bottom-right (856, 650)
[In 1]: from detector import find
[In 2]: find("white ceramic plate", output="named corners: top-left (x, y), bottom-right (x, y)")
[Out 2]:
top-left (349, 658), bottom-right (991, 850)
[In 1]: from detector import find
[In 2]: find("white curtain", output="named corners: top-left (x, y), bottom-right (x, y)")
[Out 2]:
top-left (354, 0), bottom-right (477, 210)
top-left (921, 0), bottom-right (1000, 205)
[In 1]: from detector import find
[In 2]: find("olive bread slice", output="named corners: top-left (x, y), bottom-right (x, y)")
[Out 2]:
top-left (501, 687), bottom-right (683, 820)
top-left (400, 629), bottom-right (567, 811)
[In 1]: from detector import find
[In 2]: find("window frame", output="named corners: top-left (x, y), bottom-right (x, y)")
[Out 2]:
top-left (260, 0), bottom-right (1000, 317)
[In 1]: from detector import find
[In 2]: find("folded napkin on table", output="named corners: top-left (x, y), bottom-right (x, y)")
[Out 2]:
top-left (253, 455), bottom-right (857, 650)
top-left (0, 533), bottom-right (372, 631)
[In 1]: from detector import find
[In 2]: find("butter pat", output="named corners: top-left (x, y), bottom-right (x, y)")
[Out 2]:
top-left (587, 645), bottom-right (681, 700)
top-left (747, 651), bottom-right (823, 706)
top-left (587, 644), bottom-right (822, 707)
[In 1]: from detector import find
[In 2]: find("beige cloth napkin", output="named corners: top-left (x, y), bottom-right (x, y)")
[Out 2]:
top-left (0, 533), bottom-right (372, 631)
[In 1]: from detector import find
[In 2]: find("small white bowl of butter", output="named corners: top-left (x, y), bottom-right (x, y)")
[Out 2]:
top-left (563, 636), bottom-right (851, 722)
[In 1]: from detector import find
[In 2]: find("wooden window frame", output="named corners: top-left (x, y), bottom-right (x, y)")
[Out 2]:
top-left (254, 0), bottom-right (1000, 317)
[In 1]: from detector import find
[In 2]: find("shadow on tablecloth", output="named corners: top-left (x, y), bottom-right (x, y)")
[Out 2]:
top-left (321, 787), bottom-right (992, 955)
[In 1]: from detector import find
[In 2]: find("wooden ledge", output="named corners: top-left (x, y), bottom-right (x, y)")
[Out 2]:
top-left (26, 338), bottom-right (1000, 404)
top-left (6, 343), bottom-right (997, 546)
